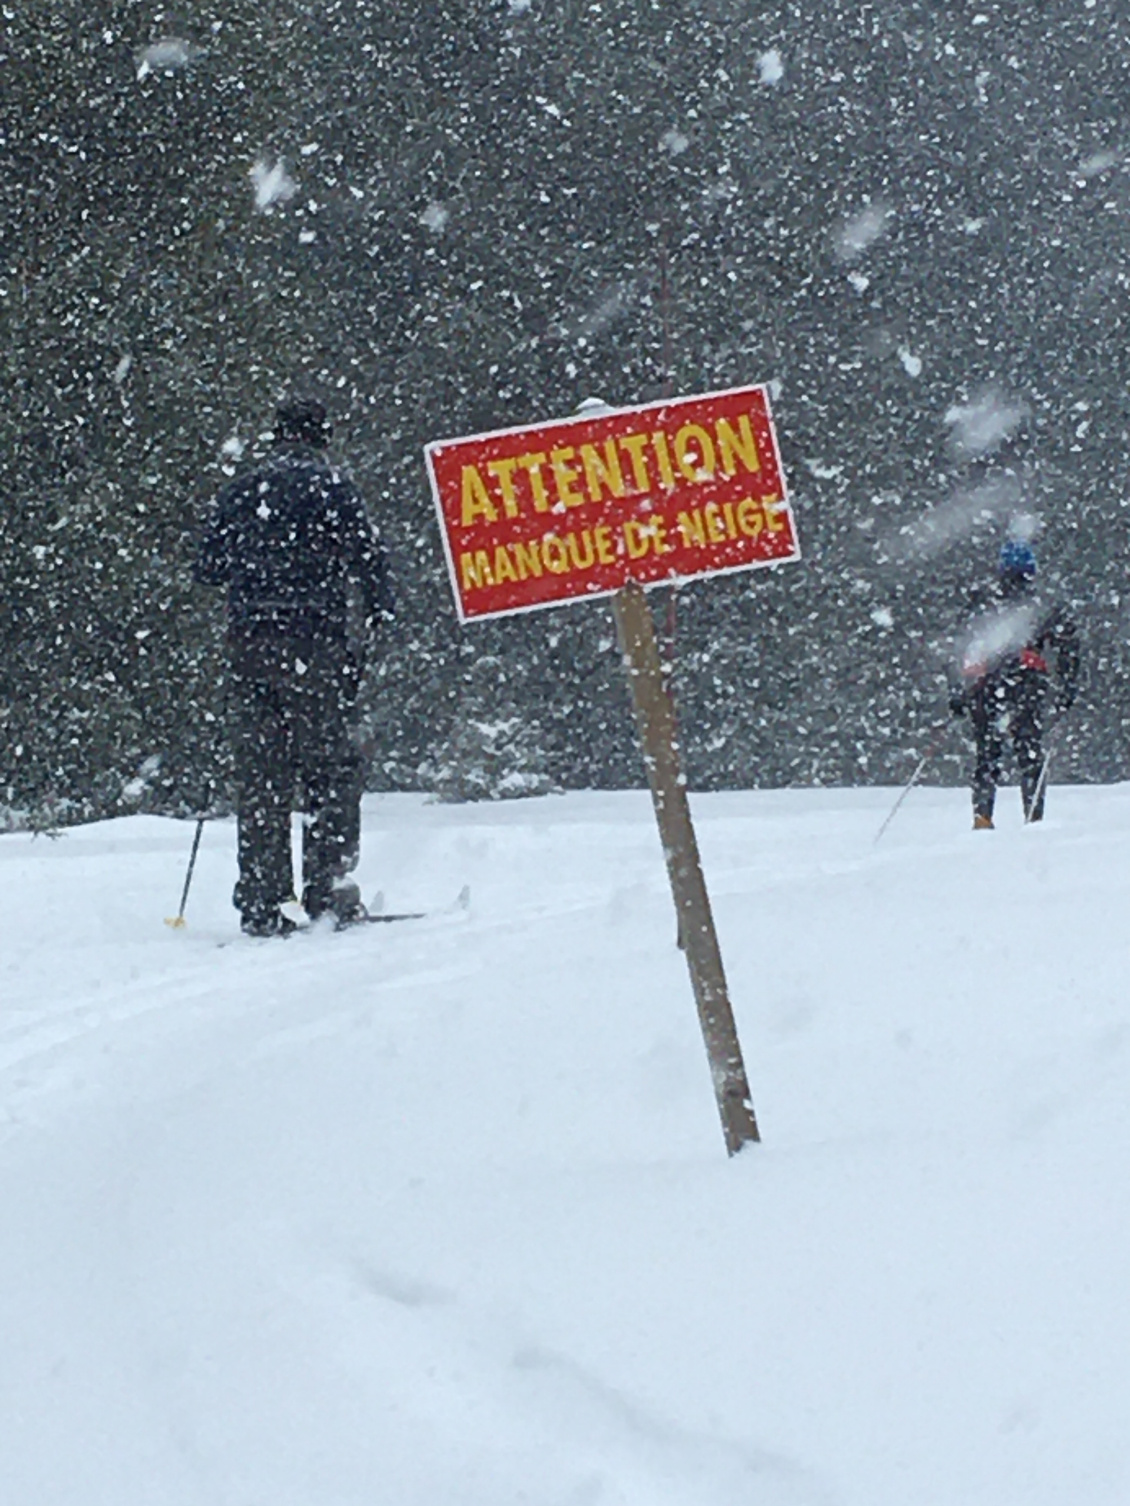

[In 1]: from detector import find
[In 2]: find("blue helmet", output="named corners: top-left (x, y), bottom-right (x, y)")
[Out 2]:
top-left (998, 539), bottom-right (1036, 583)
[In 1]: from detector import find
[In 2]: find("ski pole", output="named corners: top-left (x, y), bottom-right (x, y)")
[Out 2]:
top-left (874, 721), bottom-right (953, 846)
top-left (1026, 749), bottom-right (1053, 824)
top-left (165, 817), bottom-right (205, 929)
top-left (1026, 711), bottom-right (1068, 824)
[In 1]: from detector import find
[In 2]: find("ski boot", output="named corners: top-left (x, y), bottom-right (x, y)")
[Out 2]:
top-left (303, 878), bottom-right (367, 929)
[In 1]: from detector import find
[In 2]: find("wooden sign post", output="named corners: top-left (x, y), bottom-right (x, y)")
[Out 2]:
top-left (612, 581), bottom-right (759, 1153)
top-left (425, 385), bottom-right (799, 1155)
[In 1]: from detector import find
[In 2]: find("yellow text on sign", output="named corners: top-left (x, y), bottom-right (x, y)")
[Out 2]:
top-left (458, 497), bottom-right (786, 593)
top-left (458, 414), bottom-right (764, 527)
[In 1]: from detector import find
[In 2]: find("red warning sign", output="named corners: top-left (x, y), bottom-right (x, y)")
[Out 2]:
top-left (426, 384), bottom-right (798, 622)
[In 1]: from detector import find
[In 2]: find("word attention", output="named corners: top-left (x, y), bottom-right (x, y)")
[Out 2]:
top-left (459, 415), bottom-right (763, 526)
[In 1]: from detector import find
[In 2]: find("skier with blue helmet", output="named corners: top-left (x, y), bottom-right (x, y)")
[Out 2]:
top-left (949, 536), bottom-right (1079, 828)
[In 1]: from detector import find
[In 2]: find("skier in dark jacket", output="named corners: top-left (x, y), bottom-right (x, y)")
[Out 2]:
top-left (949, 539), bottom-right (1079, 829)
top-left (195, 398), bottom-right (392, 936)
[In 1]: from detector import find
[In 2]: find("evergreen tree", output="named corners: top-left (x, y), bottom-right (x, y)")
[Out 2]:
top-left (3, 1), bottom-right (1129, 819)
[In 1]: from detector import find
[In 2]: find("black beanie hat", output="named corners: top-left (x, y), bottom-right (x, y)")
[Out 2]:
top-left (274, 397), bottom-right (332, 448)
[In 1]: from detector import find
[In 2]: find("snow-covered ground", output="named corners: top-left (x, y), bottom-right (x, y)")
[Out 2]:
top-left (2, 783), bottom-right (1128, 1505)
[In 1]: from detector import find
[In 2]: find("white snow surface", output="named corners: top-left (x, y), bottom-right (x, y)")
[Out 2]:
top-left (2, 787), bottom-right (1129, 1504)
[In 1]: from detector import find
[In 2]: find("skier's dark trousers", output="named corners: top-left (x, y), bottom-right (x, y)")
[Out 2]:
top-left (951, 541), bottom-right (1079, 829)
top-left (195, 399), bottom-right (391, 936)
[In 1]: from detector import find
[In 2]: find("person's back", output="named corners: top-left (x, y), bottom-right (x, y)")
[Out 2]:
top-left (950, 536), bottom-right (1078, 828)
top-left (197, 411), bottom-right (387, 652)
top-left (195, 398), bottom-right (390, 936)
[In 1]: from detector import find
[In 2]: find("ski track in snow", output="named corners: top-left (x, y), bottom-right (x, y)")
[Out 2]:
top-left (2, 788), bottom-right (1130, 1504)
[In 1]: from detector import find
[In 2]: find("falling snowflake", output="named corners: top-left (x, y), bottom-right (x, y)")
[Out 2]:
top-left (1077, 149), bottom-right (1119, 179)
top-left (136, 37), bottom-right (196, 79)
top-left (420, 203), bottom-right (450, 233)
top-left (832, 202), bottom-right (893, 261)
top-left (944, 388), bottom-right (1028, 458)
top-left (250, 158), bottom-right (297, 212)
top-left (757, 50), bottom-right (784, 85)
top-left (1006, 511), bottom-right (1041, 544)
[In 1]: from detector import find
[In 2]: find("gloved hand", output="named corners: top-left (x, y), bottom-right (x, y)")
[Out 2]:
top-left (1055, 685), bottom-right (1076, 714)
top-left (948, 688), bottom-right (966, 718)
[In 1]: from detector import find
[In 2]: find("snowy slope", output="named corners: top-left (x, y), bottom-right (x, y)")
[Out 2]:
top-left (1, 785), bottom-right (1129, 1505)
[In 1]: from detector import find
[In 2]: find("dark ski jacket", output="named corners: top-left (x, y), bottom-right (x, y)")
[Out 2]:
top-left (195, 442), bottom-right (392, 651)
top-left (951, 592), bottom-right (1080, 715)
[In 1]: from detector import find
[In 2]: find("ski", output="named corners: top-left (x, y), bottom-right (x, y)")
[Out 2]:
top-left (220, 887), bottom-right (470, 944)
top-left (347, 884), bottom-right (471, 928)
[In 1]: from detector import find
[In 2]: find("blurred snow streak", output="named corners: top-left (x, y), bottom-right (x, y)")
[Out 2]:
top-left (832, 203), bottom-right (892, 261)
top-left (135, 38), bottom-right (196, 79)
top-left (958, 602), bottom-right (1038, 675)
top-left (944, 389), bottom-right (1028, 458)
top-left (887, 477), bottom-right (1025, 561)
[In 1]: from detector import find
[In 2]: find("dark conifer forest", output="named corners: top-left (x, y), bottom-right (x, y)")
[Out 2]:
top-left (4, 1), bottom-right (1130, 822)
